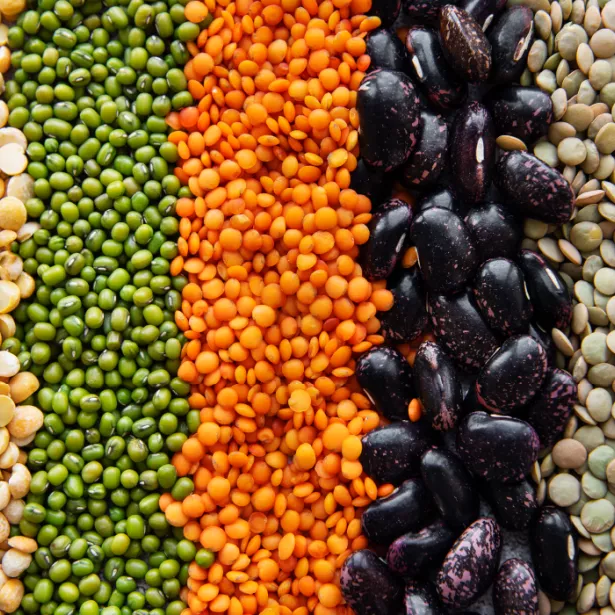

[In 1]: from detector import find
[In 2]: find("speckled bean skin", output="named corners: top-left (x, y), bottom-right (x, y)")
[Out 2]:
top-left (418, 187), bottom-right (466, 216)
top-left (526, 368), bottom-right (577, 448)
top-left (405, 27), bottom-right (467, 111)
top-left (464, 203), bottom-right (521, 261)
top-left (459, 0), bottom-right (507, 30)
top-left (483, 479), bottom-right (538, 531)
top-left (366, 28), bottom-right (410, 73)
top-left (494, 151), bottom-right (575, 224)
top-left (356, 346), bottom-right (416, 421)
top-left (488, 6), bottom-right (534, 84)
top-left (404, 0), bottom-right (449, 23)
top-left (361, 478), bottom-right (434, 544)
top-left (518, 249), bottom-right (573, 330)
top-left (429, 290), bottom-right (500, 370)
top-left (474, 258), bottom-right (533, 336)
top-left (421, 447), bottom-right (480, 532)
top-left (340, 549), bottom-right (403, 614)
top-left (457, 411), bottom-right (540, 482)
top-left (361, 198), bottom-right (412, 281)
top-left (436, 517), bottom-right (502, 610)
top-left (493, 558), bottom-right (539, 615)
top-left (414, 341), bottom-right (463, 431)
top-left (404, 581), bottom-right (446, 615)
top-left (440, 5), bottom-right (492, 83)
top-left (360, 421), bottom-right (433, 485)
top-left (475, 334), bottom-right (548, 413)
top-left (450, 101), bottom-right (496, 204)
top-left (530, 507), bottom-right (578, 601)
top-left (378, 267), bottom-right (428, 343)
top-left (486, 86), bottom-right (553, 143)
top-left (528, 322), bottom-right (556, 363)
top-left (411, 208), bottom-right (479, 294)
top-left (387, 520), bottom-right (457, 579)
top-left (402, 111), bottom-right (448, 188)
top-left (357, 69), bottom-right (422, 171)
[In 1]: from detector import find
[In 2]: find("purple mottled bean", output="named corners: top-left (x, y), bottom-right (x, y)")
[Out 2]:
top-left (484, 479), bottom-right (539, 530)
top-left (493, 559), bottom-right (539, 615)
top-left (404, 581), bottom-right (446, 615)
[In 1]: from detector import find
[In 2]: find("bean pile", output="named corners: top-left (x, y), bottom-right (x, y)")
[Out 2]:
top-left (2, 2), bottom-right (206, 615)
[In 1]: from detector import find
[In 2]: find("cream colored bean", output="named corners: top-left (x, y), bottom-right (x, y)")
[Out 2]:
top-left (3, 501), bottom-right (23, 526)
top-left (0, 445), bottom-right (18, 471)
top-left (7, 373), bottom-right (38, 406)
top-left (8, 464), bottom-right (29, 500)
top-left (7, 406), bottom-right (42, 440)
top-left (2, 550), bottom-right (30, 579)
top-left (0, 579), bottom-right (24, 614)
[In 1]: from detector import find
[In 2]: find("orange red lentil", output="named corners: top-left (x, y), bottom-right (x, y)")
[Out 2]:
top-left (161, 0), bottom-right (403, 613)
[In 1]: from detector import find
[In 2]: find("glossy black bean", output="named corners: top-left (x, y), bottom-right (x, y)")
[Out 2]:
top-left (475, 334), bottom-right (548, 413)
top-left (429, 290), bottom-right (499, 371)
top-left (414, 341), bottom-right (463, 431)
top-left (474, 258), bottom-right (533, 336)
top-left (361, 198), bottom-right (412, 281)
top-left (459, 0), bottom-right (507, 30)
top-left (411, 208), bottom-right (479, 294)
top-left (421, 447), bottom-right (479, 532)
top-left (350, 158), bottom-right (392, 205)
top-left (436, 518), bottom-right (502, 610)
top-left (341, 550), bottom-right (403, 615)
top-left (405, 27), bottom-right (467, 112)
top-left (486, 85), bottom-right (553, 143)
top-left (356, 346), bottom-right (415, 421)
top-left (529, 322), bottom-right (556, 363)
top-left (488, 6), bottom-right (534, 84)
top-left (418, 187), bottom-right (466, 216)
top-left (387, 520), bottom-right (457, 579)
top-left (379, 267), bottom-right (428, 343)
top-left (495, 151), bottom-right (575, 224)
top-left (450, 101), bottom-right (496, 204)
top-left (530, 507), bottom-right (578, 601)
top-left (360, 421), bottom-right (433, 485)
top-left (526, 368), bottom-right (577, 448)
top-left (369, 0), bottom-right (401, 28)
top-left (483, 479), bottom-right (538, 530)
top-left (367, 28), bottom-right (410, 73)
top-left (402, 111), bottom-right (448, 188)
top-left (493, 559), bottom-right (539, 615)
top-left (404, 0), bottom-right (449, 23)
top-left (457, 412), bottom-right (540, 482)
top-left (464, 203), bottom-right (521, 261)
top-left (518, 249), bottom-right (573, 330)
top-left (361, 478), bottom-right (433, 544)
top-left (440, 5), bottom-right (492, 83)
top-left (404, 581), bottom-right (446, 615)
top-left (358, 69), bottom-right (422, 171)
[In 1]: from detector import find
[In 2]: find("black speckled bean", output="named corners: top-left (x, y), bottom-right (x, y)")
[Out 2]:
top-left (404, 0), bottom-right (449, 23)
top-left (530, 507), bottom-right (578, 601)
top-left (402, 111), bottom-right (448, 188)
top-left (360, 421), bottom-right (433, 485)
top-left (486, 85), bottom-right (553, 143)
top-left (475, 334), bottom-right (548, 413)
top-left (405, 27), bottom-right (467, 111)
top-left (436, 517), bottom-right (502, 610)
top-left (440, 5), bottom-right (492, 83)
top-left (450, 101), bottom-right (496, 205)
top-left (418, 187), bottom-right (467, 216)
top-left (361, 198), bottom-right (412, 281)
top-left (379, 267), bottom-right (428, 343)
top-left (457, 411), bottom-right (540, 482)
top-left (414, 341), bottom-right (463, 431)
top-left (464, 203), bottom-right (521, 261)
top-left (459, 0), bottom-right (507, 30)
top-left (361, 478), bottom-right (434, 544)
top-left (421, 447), bottom-right (479, 532)
top-left (528, 322), bottom-right (556, 363)
top-left (411, 208), bottom-right (479, 294)
top-left (526, 368), bottom-right (577, 448)
top-left (356, 346), bottom-right (415, 421)
top-left (483, 479), bottom-right (538, 530)
top-left (369, 0), bottom-right (401, 28)
top-left (518, 249), bottom-right (573, 330)
top-left (429, 290), bottom-right (500, 371)
top-left (474, 258), bottom-right (533, 336)
top-left (488, 6), bottom-right (534, 84)
top-left (493, 559), bottom-right (539, 615)
top-left (494, 151), bottom-right (575, 224)
top-left (404, 581), bottom-right (446, 615)
top-left (350, 158), bottom-right (392, 205)
top-left (340, 550), bottom-right (403, 615)
top-left (387, 520), bottom-right (457, 579)
top-left (358, 69), bottom-right (422, 171)
top-left (367, 28), bottom-right (410, 73)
